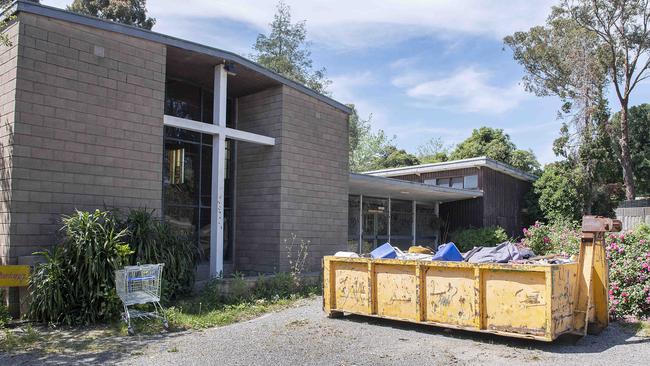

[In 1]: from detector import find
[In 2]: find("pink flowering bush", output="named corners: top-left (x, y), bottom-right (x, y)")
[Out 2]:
top-left (607, 224), bottom-right (650, 318)
top-left (521, 220), bottom-right (581, 256)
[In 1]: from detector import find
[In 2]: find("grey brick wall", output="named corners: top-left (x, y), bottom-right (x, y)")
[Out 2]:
top-left (235, 87), bottom-right (284, 273)
top-left (7, 12), bottom-right (166, 260)
top-left (278, 87), bottom-right (349, 272)
top-left (235, 85), bottom-right (349, 274)
top-left (0, 21), bottom-right (20, 265)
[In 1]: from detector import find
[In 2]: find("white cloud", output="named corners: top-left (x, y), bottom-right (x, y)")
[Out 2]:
top-left (399, 67), bottom-right (529, 114)
top-left (329, 71), bottom-right (375, 103)
top-left (328, 71), bottom-right (391, 130)
top-left (44, 0), bottom-right (556, 50)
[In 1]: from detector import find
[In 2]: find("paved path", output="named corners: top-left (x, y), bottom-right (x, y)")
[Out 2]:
top-left (121, 297), bottom-right (649, 366)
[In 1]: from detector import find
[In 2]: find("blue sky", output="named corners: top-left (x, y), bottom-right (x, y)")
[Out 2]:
top-left (43, 0), bottom-right (650, 164)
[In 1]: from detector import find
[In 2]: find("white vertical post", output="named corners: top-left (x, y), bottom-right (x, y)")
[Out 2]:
top-left (412, 201), bottom-right (416, 245)
top-left (210, 64), bottom-right (228, 278)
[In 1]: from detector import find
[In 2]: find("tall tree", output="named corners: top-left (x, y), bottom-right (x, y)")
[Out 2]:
top-left (67, 0), bottom-right (155, 29)
top-left (505, 7), bottom-right (622, 211)
top-left (0, 0), bottom-right (20, 46)
top-left (348, 106), bottom-right (391, 172)
top-left (534, 162), bottom-right (585, 222)
top-left (611, 103), bottom-right (650, 195)
top-left (561, 0), bottom-right (650, 200)
top-left (252, 1), bottom-right (331, 95)
top-left (449, 127), bottom-right (541, 174)
top-left (374, 146), bottom-right (420, 170)
top-left (416, 137), bottom-right (449, 164)
top-left (348, 106), bottom-right (421, 171)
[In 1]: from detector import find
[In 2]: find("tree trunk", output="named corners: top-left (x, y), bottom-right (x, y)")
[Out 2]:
top-left (618, 102), bottom-right (636, 200)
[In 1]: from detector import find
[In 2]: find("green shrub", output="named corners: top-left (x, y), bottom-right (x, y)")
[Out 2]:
top-left (27, 248), bottom-right (70, 324)
top-left (252, 272), bottom-right (297, 300)
top-left (29, 210), bottom-right (131, 325)
top-left (29, 208), bottom-right (197, 325)
top-left (607, 224), bottom-right (650, 318)
top-left (123, 209), bottom-right (197, 302)
top-left (451, 226), bottom-right (508, 252)
top-left (521, 220), bottom-right (581, 256)
top-left (0, 290), bottom-right (11, 328)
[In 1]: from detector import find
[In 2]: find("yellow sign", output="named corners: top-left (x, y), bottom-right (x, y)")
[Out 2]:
top-left (0, 265), bottom-right (30, 287)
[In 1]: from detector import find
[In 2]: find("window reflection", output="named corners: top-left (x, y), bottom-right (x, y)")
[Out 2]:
top-left (362, 197), bottom-right (389, 250)
top-left (163, 78), bottom-right (236, 264)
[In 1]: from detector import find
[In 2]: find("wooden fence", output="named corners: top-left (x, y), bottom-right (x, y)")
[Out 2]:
top-left (615, 199), bottom-right (650, 231)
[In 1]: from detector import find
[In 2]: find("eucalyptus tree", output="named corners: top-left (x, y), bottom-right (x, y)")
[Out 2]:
top-left (67, 0), bottom-right (155, 30)
top-left (505, 5), bottom-right (623, 212)
top-left (561, 0), bottom-right (650, 200)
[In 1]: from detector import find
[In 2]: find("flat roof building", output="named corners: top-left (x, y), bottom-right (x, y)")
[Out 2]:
top-left (361, 157), bottom-right (537, 240)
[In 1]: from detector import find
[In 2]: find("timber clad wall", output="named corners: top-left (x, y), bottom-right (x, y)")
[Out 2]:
top-left (0, 22), bottom-right (19, 264)
top-left (236, 86), bottom-right (349, 274)
top-left (481, 168), bottom-right (529, 236)
top-left (7, 13), bottom-right (165, 261)
top-left (391, 167), bottom-right (531, 237)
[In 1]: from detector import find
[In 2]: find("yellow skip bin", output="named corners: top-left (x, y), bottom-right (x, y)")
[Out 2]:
top-left (323, 216), bottom-right (619, 342)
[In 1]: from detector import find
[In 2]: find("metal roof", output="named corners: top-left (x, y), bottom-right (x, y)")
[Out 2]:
top-left (349, 173), bottom-right (483, 203)
top-left (5, 0), bottom-right (352, 114)
top-left (363, 157), bottom-right (538, 182)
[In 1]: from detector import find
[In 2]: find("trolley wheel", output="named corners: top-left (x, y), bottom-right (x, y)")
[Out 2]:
top-left (127, 326), bottom-right (135, 336)
top-left (163, 320), bottom-right (169, 330)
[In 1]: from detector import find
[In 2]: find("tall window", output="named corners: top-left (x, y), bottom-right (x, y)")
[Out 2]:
top-left (348, 196), bottom-right (360, 251)
top-left (362, 197), bottom-right (389, 253)
top-left (163, 79), bottom-right (235, 263)
top-left (390, 199), bottom-right (413, 250)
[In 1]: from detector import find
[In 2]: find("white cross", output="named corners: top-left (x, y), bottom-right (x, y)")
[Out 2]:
top-left (163, 64), bottom-right (275, 278)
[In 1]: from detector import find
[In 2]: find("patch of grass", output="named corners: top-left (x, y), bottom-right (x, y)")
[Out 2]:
top-left (165, 295), bottom-right (306, 330)
top-left (109, 293), bottom-right (314, 335)
top-left (0, 325), bottom-right (43, 352)
top-left (621, 320), bottom-right (650, 337)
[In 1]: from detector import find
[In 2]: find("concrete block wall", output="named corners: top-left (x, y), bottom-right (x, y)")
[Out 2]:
top-left (0, 21), bottom-right (20, 264)
top-left (8, 12), bottom-right (166, 260)
top-left (235, 87), bottom-right (284, 273)
top-left (278, 86), bottom-right (349, 272)
top-left (235, 86), bottom-right (349, 274)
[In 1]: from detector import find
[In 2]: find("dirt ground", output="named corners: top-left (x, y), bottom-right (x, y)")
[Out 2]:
top-left (1, 297), bottom-right (649, 365)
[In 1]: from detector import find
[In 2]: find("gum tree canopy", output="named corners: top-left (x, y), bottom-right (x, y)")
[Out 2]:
top-left (67, 0), bottom-right (155, 30)
top-left (507, 0), bottom-right (650, 200)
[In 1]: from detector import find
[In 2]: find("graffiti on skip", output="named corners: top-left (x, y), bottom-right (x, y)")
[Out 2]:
top-left (337, 275), bottom-right (367, 306)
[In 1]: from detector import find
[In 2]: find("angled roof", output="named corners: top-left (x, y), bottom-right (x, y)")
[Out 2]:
top-left (5, 0), bottom-right (352, 114)
top-left (349, 173), bottom-right (482, 203)
top-left (363, 156), bottom-right (538, 182)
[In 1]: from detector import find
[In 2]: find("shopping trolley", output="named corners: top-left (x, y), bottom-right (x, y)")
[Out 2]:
top-left (115, 263), bottom-right (168, 335)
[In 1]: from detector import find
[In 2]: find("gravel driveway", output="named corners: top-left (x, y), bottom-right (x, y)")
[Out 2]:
top-left (3, 297), bottom-right (649, 365)
top-left (120, 297), bottom-right (647, 366)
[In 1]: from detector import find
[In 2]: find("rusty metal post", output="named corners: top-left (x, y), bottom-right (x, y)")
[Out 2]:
top-left (572, 216), bottom-right (622, 335)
